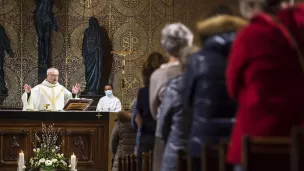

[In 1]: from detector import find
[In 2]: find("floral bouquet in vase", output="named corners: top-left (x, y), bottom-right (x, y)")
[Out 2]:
top-left (28, 123), bottom-right (69, 171)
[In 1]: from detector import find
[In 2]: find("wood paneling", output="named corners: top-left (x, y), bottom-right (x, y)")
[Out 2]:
top-left (0, 111), bottom-right (109, 171)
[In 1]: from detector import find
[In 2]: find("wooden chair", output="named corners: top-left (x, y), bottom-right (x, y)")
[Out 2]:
top-left (201, 143), bottom-right (219, 171)
top-left (291, 126), bottom-right (304, 171)
top-left (118, 157), bottom-right (123, 171)
top-left (149, 151), bottom-right (153, 171)
top-left (218, 139), bottom-right (233, 171)
top-left (122, 156), bottom-right (127, 171)
top-left (177, 150), bottom-right (188, 171)
top-left (130, 154), bottom-right (137, 171)
top-left (142, 152), bottom-right (150, 171)
top-left (112, 158), bottom-right (114, 169)
top-left (243, 136), bottom-right (291, 171)
top-left (126, 155), bottom-right (131, 171)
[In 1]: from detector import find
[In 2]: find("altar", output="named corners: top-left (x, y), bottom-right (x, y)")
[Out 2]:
top-left (0, 111), bottom-right (115, 171)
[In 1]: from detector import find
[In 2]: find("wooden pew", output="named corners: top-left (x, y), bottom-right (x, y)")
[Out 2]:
top-left (218, 139), bottom-right (233, 171)
top-left (242, 136), bottom-right (290, 171)
top-left (177, 150), bottom-right (188, 171)
top-left (201, 144), bottom-right (219, 171)
top-left (142, 152), bottom-right (153, 171)
top-left (176, 139), bottom-right (231, 171)
top-left (149, 151), bottom-right (153, 171)
top-left (291, 127), bottom-right (304, 171)
top-left (118, 155), bottom-right (137, 171)
top-left (130, 154), bottom-right (137, 171)
top-left (118, 157), bottom-right (123, 171)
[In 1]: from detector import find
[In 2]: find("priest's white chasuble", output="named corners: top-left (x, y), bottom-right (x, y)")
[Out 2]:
top-left (96, 96), bottom-right (121, 112)
top-left (21, 80), bottom-right (74, 111)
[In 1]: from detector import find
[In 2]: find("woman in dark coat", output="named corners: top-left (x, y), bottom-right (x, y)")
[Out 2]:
top-left (182, 15), bottom-right (247, 170)
top-left (134, 52), bottom-right (167, 171)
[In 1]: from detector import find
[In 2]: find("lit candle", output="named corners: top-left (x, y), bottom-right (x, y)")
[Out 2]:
top-left (18, 150), bottom-right (24, 169)
top-left (71, 153), bottom-right (76, 170)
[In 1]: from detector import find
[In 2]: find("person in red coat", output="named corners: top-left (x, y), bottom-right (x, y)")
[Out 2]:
top-left (226, 0), bottom-right (304, 168)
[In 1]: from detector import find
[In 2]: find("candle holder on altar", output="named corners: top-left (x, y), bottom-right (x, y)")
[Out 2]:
top-left (111, 50), bottom-right (133, 110)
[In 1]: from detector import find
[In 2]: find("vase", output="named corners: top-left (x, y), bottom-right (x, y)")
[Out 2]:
top-left (39, 168), bottom-right (56, 171)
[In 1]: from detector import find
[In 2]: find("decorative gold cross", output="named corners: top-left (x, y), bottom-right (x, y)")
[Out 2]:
top-left (96, 113), bottom-right (102, 119)
top-left (44, 104), bottom-right (50, 110)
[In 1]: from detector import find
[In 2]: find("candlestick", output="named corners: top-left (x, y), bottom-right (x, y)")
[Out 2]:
top-left (71, 153), bottom-right (76, 170)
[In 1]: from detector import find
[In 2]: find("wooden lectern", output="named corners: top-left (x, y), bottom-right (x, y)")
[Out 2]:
top-left (63, 98), bottom-right (93, 111)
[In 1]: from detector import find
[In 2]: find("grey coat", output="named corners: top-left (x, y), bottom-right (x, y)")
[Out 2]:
top-left (111, 112), bottom-right (136, 171)
top-left (159, 75), bottom-right (192, 171)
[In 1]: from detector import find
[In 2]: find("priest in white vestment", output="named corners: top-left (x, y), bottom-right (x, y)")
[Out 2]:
top-left (21, 68), bottom-right (81, 111)
top-left (96, 84), bottom-right (121, 112)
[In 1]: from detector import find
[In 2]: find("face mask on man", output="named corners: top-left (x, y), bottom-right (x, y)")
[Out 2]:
top-left (105, 90), bottom-right (113, 97)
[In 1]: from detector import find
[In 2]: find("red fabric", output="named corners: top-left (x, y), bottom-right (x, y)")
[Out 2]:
top-left (226, 4), bottom-right (304, 164)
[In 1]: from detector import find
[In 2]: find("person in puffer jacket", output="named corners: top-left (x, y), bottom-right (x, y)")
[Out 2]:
top-left (110, 110), bottom-right (136, 171)
top-left (183, 15), bottom-right (247, 170)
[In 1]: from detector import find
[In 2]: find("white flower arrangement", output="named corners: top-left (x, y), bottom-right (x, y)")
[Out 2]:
top-left (28, 123), bottom-right (70, 171)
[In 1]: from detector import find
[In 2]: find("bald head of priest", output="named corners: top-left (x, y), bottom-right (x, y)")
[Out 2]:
top-left (21, 68), bottom-right (81, 111)
top-left (96, 84), bottom-right (122, 112)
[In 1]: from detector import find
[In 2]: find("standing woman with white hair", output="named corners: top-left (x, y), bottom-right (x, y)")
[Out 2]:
top-left (149, 23), bottom-right (193, 171)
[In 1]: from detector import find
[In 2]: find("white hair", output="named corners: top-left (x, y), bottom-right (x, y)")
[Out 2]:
top-left (161, 23), bottom-right (194, 58)
top-left (47, 68), bottom-right (59, 75)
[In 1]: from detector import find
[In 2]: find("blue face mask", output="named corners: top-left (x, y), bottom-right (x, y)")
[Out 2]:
top-left (105, 90), bottom-right (113, 97)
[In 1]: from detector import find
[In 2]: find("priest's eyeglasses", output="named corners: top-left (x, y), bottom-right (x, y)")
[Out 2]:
top-left (49, 74), bottom-right (59, 78)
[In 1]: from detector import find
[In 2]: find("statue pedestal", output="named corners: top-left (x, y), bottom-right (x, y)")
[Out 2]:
top-left (79, 93), bottom-right (103, 111)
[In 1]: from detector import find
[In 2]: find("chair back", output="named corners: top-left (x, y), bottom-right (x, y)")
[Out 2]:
top-left (130, 154), bottom-right (137, 171)
top-left (243, 136), bottom-right (290, 171)
top-left (218, 139), bottom-right (233, 171)
top-left (177, 150), bottom-right (188, 171)
top-left (201, 143), bottom-right (219, 171)
top-left (142, 152), bottom-right (153, 171)
top-left (118, 157), bottom-right (123, 171)
top-left (291, 127), bottom-right (304, 171)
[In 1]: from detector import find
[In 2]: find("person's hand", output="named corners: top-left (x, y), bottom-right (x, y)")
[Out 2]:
top-left (72, 83), bottom-right (81, 94)
top-left (135, 112), bottom-right (143, 128)
top-left (24, 84), bottom-right (31, 93)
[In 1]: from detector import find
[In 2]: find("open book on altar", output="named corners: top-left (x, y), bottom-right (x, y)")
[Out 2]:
top-left (63, 98), bottom-right (93, 111)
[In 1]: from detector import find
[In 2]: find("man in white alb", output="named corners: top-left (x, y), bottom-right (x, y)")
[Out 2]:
top-left (96, 84), bottom-right (121, 112)
top-left (21, 68), bottom-right (81, 111)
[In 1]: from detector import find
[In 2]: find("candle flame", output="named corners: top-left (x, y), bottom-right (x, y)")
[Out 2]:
top-left (73, 153), bottom-right (74, 155)
top-left (21, 150), bottom-right (23, 153)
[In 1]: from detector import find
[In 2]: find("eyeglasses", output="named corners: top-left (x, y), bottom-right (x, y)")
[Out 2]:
top-left (48, 74), bottom-right (59, 78)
